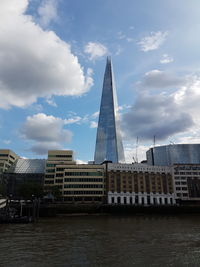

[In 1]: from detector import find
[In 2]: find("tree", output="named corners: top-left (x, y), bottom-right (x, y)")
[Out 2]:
top-left (18, 183), bottom-right (44, 199)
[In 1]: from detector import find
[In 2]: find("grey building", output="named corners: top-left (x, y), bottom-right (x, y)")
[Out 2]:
top-left (147, 144), bottom-right (200, 166)
top-left (94, 57), bottom-right (125, 164)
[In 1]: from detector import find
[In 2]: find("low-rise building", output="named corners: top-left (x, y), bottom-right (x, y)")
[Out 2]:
top-left (2, 158), bottom-right (46, 197)
top-left (107, 163), bottom-right (176, 205)
top-left (173, 164), bottom-right (200, 202)
top-left (44, 150), bottom-right (105, 203)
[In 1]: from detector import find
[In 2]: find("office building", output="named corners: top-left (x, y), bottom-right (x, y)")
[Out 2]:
top-left (147, 144), bottom-right (200, 166)
top-left (0, 149), bottom-right (19, 174)
top-left (45, 150), bottom-right (105, 203)
top-left (94, 57), bottom-right (125, 164)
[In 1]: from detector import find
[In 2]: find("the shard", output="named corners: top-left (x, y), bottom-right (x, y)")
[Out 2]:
top-left (94, 57), bottom-right (125, 164)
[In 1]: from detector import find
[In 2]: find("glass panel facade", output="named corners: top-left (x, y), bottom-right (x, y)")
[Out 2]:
top-left (7, 159), bottom-right (46, 173)
top-left (147, 144), bottom-right (200, 166)
top-left (94, 57), bottom-right (125, 164)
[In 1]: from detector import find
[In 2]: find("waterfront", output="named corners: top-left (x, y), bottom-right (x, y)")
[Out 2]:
top-left (1, 215), bottom-right (200, 266)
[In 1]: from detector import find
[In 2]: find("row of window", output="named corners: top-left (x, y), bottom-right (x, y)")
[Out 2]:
top-left (48, 154), bottom-right (72, 158)
top-left (64, 178), bottom-right (104, 182)
top-left (175, 172), bottom-right (200, 175)
top-left (175, 187), bottom-right (188, 191)
top-left (45, 175), bottom-right (54, 178)
top-left (65, 172), bottom-right (103, 176)
top-left (175, 181), bottom-right (187, 185)
top-left (46, 169), bottom-right (55, 173)
top-left (64, 191), bottom-right (104, 195)
top-left (64, 184), bottom-right (103, 188)
top-left (45, 180), bottom-right (54, 184)
top-left (175, 166), bottom-right (200, 171)
top-left (46, 164), bottom-right (56, 167)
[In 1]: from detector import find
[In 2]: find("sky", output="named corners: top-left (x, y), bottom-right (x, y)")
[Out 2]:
top-left (1, 0), bottom-right (200, 163)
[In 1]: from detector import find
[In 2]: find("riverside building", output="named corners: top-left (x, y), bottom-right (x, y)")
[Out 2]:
top-left (3, 158), bottom-right (45, 197)
top-left (107, 163), bottom-right (176, 205)
top-left (45, 150), bottom-right (105, 203)
top-left (173, 164), bottom-right (200, 203)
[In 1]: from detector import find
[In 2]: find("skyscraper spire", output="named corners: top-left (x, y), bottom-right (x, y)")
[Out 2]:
top-left (94, 57), bottom-right (125, 164)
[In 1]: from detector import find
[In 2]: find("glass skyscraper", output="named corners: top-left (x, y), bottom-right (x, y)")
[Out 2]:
top-left (94, 57), bottom-right (125, 164)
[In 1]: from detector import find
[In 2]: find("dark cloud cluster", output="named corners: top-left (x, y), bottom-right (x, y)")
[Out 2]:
top-left (139, 70), bottom-right (185, 89)
top-left (122, 92), bottom-right (194, 141)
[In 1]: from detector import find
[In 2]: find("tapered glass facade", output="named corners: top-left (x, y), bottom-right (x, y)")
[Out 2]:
top-left (94, 57), bottom-right (125, 164)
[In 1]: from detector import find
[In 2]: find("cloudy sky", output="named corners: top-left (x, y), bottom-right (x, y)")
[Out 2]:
top-left (1, 0), bottom-right (200, 162)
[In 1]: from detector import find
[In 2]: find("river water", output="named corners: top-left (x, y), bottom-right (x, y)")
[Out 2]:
top-left (1, 215), bottom-right (200, 267)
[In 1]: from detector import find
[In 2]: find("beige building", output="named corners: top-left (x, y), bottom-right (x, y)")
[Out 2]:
top-left (44, 150), bottom-right (105, 203)
top-left (0, 149), bottom-right (19, 174)
top-left (173, 164), bottom-right (200, 202)
top-left (107, 163), bottom-right (176, 205)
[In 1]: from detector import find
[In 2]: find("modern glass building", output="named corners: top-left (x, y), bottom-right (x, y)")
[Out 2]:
top-left (1, 158), bottom-right (46, 197)
top-left (94, 57), bottom-right (125, 164)
top-left (147, 144), bottom-right (200, 166)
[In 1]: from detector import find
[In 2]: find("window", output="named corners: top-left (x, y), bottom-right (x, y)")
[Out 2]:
top-left (49, 154), bottom-right (72, 158)
top-left (65, 172), bottom-right (103, 176)
top-left (55, 179), bottom-right (63, 183)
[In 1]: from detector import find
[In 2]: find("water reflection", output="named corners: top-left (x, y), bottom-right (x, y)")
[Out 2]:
top-left (1, 215), bottom-right (200, 266)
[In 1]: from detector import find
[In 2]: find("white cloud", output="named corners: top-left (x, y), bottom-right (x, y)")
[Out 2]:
top-left (117, 31), bottom-right (126, 40)
top-left (46, 97), bottom-right (57, 107)
top-left (124, 144), bottom-right (148, 163)
top-left (138, 31), bottom-right (168, 52)
top-left (76, 159), bottom-right (87, 164)
top-left (84, 42), bottom-right (108, 60)
top-left (3, 140), bottom-right (11, 145)
top-left (126, 37), bottom-right (134, 42)
top-left (160, 54), bottom-right (174, 64)
top-left (64, 116), bottom-right (82, 125)
top-left (0, 0), bottom-right (93, 109)
top-left (115, 45), bottom-right (123, 56)
top-left (90, 121), bottom-right (97, 128)
top-left (91, 111), bottom-right (99, 119)
top-left (38, 0), bottom-right (59, 27)
top-left (21, 113), bottom-right (73, 155)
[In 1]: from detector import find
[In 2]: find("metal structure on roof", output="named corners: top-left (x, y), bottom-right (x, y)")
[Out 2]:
top-left (7, 159), bottom-right (46, 174)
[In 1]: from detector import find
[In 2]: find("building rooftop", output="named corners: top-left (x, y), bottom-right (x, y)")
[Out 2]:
top-left (7, 158), bottom-right (46, 174)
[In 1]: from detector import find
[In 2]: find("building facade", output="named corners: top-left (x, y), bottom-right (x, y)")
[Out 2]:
top-left (94, 57), bottom-right (125, 164)
top-left (147, 144), bottom-right (200, 166)
top-left (107, 163), bottom-right (176, 205)
top-left (45, 150), bottom-right (105, 203)
top-left (2, 158), bottom-right (45, 197)
top-left (173, 164), bottom-right (200, 202)
top-left (0, 149), bottom-right (19, 174)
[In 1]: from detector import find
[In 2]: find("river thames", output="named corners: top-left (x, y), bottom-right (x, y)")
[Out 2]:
top-left (1, 215), bottom-right (200, 266)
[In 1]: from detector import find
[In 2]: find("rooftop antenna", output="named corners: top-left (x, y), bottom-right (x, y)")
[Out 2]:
top-left (153, 135), bottom-right (156, 148)
top-left (132, 156), bottom-right (136, 163)
top-left (136, 136), bottom-right (139, 163)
